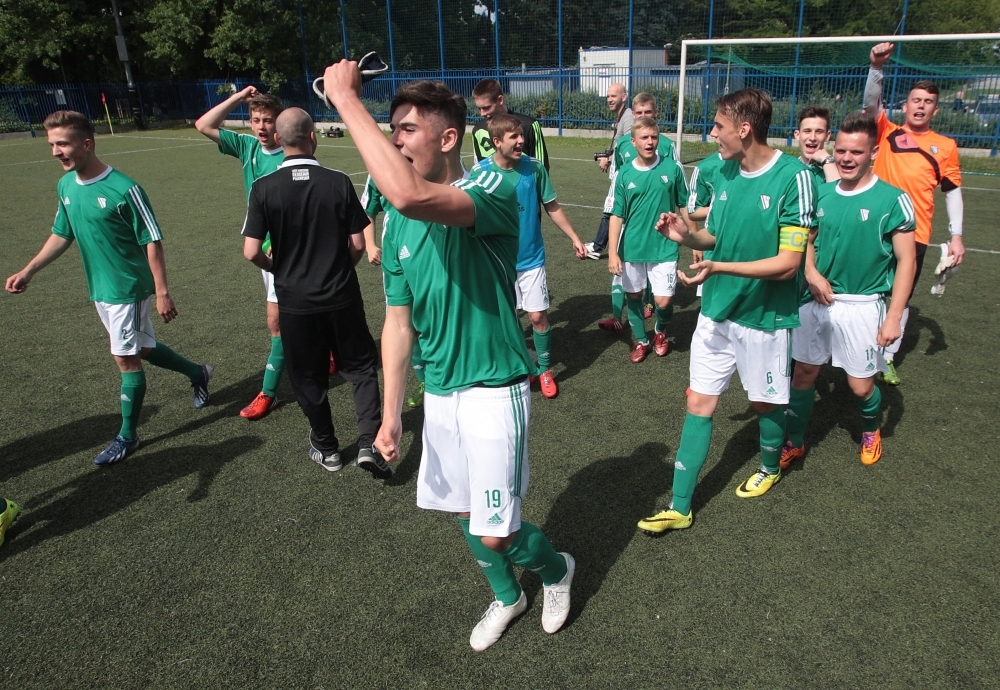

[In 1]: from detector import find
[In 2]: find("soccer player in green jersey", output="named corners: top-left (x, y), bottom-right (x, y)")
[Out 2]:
top-left (637, 88), bottom-right (817, 534)
top-left (599, 93), bottom-right (679, 334)
top-left (322, 64), bottom-right (574, 651)
top-left (607, 117), bottom-right (692, 363)
top-left (5, 111), bottom-right (211, 467)
top-left (794, 105), bottom-right (840, 184)
top-left (195, 86), bottom-right (290, 421)
top-left (782, 112), bottom-right (916, 468)
top-left (471, 113), bottom-right (588, 398)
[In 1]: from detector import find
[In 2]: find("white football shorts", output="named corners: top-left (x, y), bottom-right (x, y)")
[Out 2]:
top-left (417, 380), bottom-right (531, 538)
top-left (95, 297), bottom-right (157, 356)
top-left (515, 265), bottom-right (550, 313)
top-left (792, 295), bottom-right (888, 379)
top-left (622, 261), bottom-right (677, 297)
top-left (262, 269), bottom-right (278, 304)
top-left (689, 312), bottom-right (791, 404)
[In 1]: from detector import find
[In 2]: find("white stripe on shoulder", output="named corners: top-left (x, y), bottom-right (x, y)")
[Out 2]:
top-left (128, 186), bottom-right (162, 241)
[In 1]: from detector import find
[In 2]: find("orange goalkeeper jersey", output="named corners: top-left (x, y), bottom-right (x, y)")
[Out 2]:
top-left (872, 110), bottom-right (961, 245)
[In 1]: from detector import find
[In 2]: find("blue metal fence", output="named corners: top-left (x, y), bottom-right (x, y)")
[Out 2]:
top-left (3, 64), bottom-right (999, 153)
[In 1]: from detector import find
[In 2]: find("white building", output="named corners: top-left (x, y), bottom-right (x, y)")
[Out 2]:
top-left (578, 46), bottom-right (668, 95)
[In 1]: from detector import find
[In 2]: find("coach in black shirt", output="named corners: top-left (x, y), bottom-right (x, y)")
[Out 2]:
top-left (242, 107), bottom-right (389, 479)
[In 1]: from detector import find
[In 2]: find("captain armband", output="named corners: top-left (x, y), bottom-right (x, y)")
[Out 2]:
top-left (779, 227), bottom-right (809, 253)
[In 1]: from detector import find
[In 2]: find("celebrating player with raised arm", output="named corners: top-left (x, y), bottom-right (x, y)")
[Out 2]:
top-left (606, 117), bottom-right (693, 363)
top-left (471, 113), bottom-right (588, 398)
top-left (6, 111), bottom-right (212, 467)
top-left (322, 64), bottom-right (574, 651)
top-left (637, 88), bottom-right (817, 534)
top-left (195, 86), bottom-right (293, 420)
top-left (864, 42), bottom-right (964, 385)
top-left (782, 112), bottom-right (916, 470)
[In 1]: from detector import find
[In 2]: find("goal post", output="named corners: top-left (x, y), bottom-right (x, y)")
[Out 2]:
top-left (675, 33), bottom-right (1000, 163)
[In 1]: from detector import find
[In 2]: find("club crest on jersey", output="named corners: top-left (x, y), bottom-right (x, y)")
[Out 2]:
top-left (398, 245), bottom-right (411, 260)
top-left (661, 175), bottom-right (670, 184)
top-left (858, 208), bottom-right (870, 222)
top-left (758, 195), bottom-right (771, 211)
top-left (930, 145), bottom-right (939, 154)
top-left (97, 197), bottom-right (107, 208)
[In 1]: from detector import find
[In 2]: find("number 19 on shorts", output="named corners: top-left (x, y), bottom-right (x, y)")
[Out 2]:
top-left (485, 489), bottom-right (503, 508)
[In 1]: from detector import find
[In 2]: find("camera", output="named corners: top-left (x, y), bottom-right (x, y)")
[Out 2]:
top-left (594, 147), bottom-right (613, 161)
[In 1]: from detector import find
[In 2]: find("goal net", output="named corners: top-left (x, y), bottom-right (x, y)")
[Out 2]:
top-left (674, 33), bottom-right (1000, 173)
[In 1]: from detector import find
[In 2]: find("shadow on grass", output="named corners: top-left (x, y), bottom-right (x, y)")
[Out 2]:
top-left (895, 305), bottom-right (947, 368)
top-left (525, 442), bottom-right (672, 625)
top-left (2, 435), bottom-right (263, 559)
top-left (533, 293), bottom-right (625, 383)
top-left (0, 373), bottom-right (264, 483)
top-left (385, 405), bottom-right (425, 487)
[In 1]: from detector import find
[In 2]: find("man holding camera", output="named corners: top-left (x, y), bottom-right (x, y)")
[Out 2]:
top-left (585, 83), bottom-right (634, 260)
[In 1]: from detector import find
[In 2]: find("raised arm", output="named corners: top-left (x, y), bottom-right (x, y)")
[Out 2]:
top-left (195, 85), bottom-right (259, 145)
top-left (323, 61), bottom-right (475, 227)
top-left (864, 43), bottom-right (894, 115)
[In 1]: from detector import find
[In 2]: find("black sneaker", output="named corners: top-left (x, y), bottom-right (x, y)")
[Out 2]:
top-left (94, 435), bottom-right (140, 466)
top-left (308, 433), bottom-right (342, 472)
top-left (357, 446), bottom-right (392, 480)
top-left (192, 364), bottom-right (213, 409)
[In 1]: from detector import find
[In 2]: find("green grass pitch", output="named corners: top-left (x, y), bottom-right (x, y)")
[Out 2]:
top-left (2, 129), bottom-right (1000, 688)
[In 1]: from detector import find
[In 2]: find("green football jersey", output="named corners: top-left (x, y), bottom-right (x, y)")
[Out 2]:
top-left (51, 166), bottom-right (159, 304)
top-left (380, 170), bottom-right (535, 394)
top-left (702, 151), bottom-right (817, 331)
top-left (217, 128), bottom-right (284, 201)
top-left (360, 174), bottom-right (391, 217)
top-left (811, 177), bottom-right (915, 298)
top-left (613, 132), bottom-right (678, 171)
top-left (805, 160), bottom-right (827, 186)
top-left (687, 152), bottom-right (726, 214)
top-left (611, 154), bottom-right (687, 263)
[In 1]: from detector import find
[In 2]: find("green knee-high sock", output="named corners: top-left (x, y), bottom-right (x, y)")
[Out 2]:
top-left (261, 336), bottom-right (284, 397)
top-left (119, 370), bottom-right (147, 440)
top-left (459, 518), bottom-right (521, 605)
top-left (642, 283), bottom-right (653, 305)
top-left (856, 385), bottom-right (882, 432)
top-left (785, 385), bottom-right (815, 447)
top-left (626, 296), bottom-right (647, 343)
top-left (611, 281), bottom-right (625, 321)
top-left (504, 521), bottom-right (567, 586)
top-left (144, 343), bottom-right (202, 381)
top-left (533, 327), bottom-right (552, 370)
top-left (655, 305), bottom-right (674, 334)
top-left (671, 413), bottom-right (713, 515)
top-left (758, 407), bottom-right (787, 474)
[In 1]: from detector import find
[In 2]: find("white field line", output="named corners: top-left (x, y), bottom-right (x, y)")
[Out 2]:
top-left (0, 141), bottom-right (211, 166)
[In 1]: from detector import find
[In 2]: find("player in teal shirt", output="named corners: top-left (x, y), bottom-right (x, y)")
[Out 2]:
top-left (6, 111), bottom-right (210, 467)
top-left (470, 114), bottom-right (587, 399)
top-left (195, 86), bottom-right (290, 421)
top-left (323, 65), bottom-right (573, 652)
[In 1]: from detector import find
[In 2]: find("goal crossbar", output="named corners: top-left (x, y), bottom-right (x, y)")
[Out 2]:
top-left (675, 33), bottom-right (1000, 161)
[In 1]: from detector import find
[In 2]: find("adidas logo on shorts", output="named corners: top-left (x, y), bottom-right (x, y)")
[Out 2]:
top-left (487, 513), bottom-right (504, 526)
top-left (866, 362), bottom-right (876, 371)
top-left (765, 386), bottom-right (777, 396)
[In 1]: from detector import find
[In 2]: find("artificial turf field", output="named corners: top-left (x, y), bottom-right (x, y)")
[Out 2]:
top-left (2, 128), bottom-right (1000, 689)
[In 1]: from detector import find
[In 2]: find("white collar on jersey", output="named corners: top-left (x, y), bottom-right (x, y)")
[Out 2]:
top-left (739, 149), bottom-right (782, 179)
top-left (835, 174), bottom-right (879, 197)
top-left (259, 145), bottom-right (284, 156)
top-left (278, 157), bottom-right (321, 169)
top-left (75, 164), bottom-right (113, 185)
top-left (631, 154), bottom-right (661, 171)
